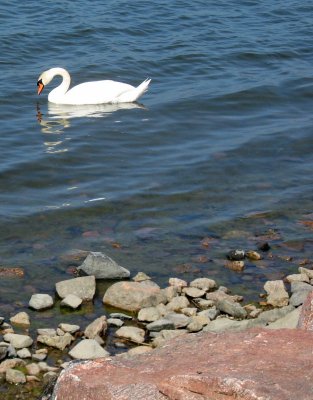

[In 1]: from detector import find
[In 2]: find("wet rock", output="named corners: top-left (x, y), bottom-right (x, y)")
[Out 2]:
top-left (84, 316), bottom-right (107, 339)
top-left (216, 299), bottom-right (247, 319)
top-left (69, 339), bottom-right (109, 360)
top-left (115, 326), bottom-right (145, 344)
top-left (107, 318), bottom-right (124, 327)
top-left (182, 287), bottom-right (205, 298)
top-left (227, 249), bottom-right (245, 261)
top-left (37, 333), bottom-right (73, 351)
top-left (146, 319), bottom-right (175, 332)
top-left (266, 307), bottom-right (301, 329)
top-left (60, 294), bottom-right (82, 309)
top-left (6, 368), bottom-right (26, 384)
top-left (3, 333), bottom-right (33, 349)
top-left (29, 293), bottom-right (54, 310)
top-left (264, 280), bottom-right (289, 307)
top-left (297, 290), bottom-right (313, 330)
top-left (16, 348), bottom-right (31, 359)
top-left (257, 241), bottom-right (271, 251)
top-left (224, 260), bottom-right (245, 272)
top-left (190, 277), bottom-right (217, 291)
top-left (6, 344), bottom-right (17, 358)
top-left (132, 272), bottom-right (151, 282)
top-left (56, 276), bottom-right (96, 301)
top-left (103, 281), bottom-right (166, 312)
top-left (77, 251), bottom-right (130, 279)
top-left (59, 323), bottom-right (80, 334)
top-left (165, 312), bottom-right (191, 328)
top-left (166, 295), bottom-right (190, 311)
top-left (138, 307), bottom-right (161, 322)
top-left (245, 250), bottom-right (262, 260)
top-left (10, 312), bottom-right (30, 327)
top-left (285, 273), bottom-right (310, 283)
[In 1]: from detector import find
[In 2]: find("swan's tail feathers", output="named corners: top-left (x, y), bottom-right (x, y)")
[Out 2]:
top-left (134, 78), bottom-right (151, 100)
top-left (115, 78), bottom-right (151, 103)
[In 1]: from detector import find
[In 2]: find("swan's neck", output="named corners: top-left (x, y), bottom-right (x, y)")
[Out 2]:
top-left (48, 68), bottom-right (71, 103)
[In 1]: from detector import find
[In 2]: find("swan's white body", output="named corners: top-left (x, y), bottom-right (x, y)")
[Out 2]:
top-left (37, 67), bottom-right (151, 105)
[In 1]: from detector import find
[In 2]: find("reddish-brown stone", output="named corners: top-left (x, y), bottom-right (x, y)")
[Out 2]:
top-left (298, 290), bottom-right (313, 331)
top-left (53, 328), bottom-right (313, 400)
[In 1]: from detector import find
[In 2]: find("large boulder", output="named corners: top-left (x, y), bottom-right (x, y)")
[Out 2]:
top-left (52, 328), bottom-right (313, 399)
top-left (103, 281), bottom-right (166, 312)
top-left (78, 252), bottom-right (130, 279)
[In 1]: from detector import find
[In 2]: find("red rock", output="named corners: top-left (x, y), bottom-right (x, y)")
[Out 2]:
top-left (298, 290), bottom-right (313, 331)
top-left (53, 328), bottom-right (313, 400)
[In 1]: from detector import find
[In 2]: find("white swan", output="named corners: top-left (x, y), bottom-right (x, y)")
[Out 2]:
top-left (37, 67), bottom-right (151, 105)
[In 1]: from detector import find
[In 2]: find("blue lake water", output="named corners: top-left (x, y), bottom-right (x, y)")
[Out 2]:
top-left (0, 0), bottom-right (313, 316)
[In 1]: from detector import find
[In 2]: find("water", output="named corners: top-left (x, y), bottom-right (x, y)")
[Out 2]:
top-left (0, 1), bottom-right (313, 319)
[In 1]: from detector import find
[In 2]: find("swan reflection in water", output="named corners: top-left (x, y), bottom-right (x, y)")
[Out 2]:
top-left (36, 102), bottom-right (146, 153)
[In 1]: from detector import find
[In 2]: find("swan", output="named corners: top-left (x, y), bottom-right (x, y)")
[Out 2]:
top-left (37, 67), bottom-right (151, 105)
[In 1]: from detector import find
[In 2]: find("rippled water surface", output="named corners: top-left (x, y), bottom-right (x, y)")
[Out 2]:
top-left (1, 0), bottom-right (313, 317)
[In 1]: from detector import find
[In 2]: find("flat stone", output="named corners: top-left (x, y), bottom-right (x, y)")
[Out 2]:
top-left (52, 329), bottom-right (313, 400)
top-left (216, 299), bottom-right (247, 319)
top-left (3, 333), bottom-right (33, 349)
top-left (107, 318), bottom-right (124, 327)
top-left (166, 295), bottom-right (190, 311)
top-left (77, 251), bottom-right (130, 279)
top-left (182, 287), bottom-right (206, 298)
top-left (109, 313), bottom-right (132, 320)
top-left (69, 339), bottom-right (110, 360)
top-left (16, 348), bottom-right (31, 359)
top-left (84, 316), bottom-right (107, 339)
top-left (146, 319), bottom-right (175, 332)
top-left (59, 323), bottom-right (80, 334)
top-left (267, 307), bottom-right (301, 329)
top-left (138, 307), bottom-right (161, 322)
top-left (264, 280), bottom-right (289, 307)
top-left (56, 276), bottom-right (96, 301)
top-left (115, 326), bottom-right (145, 344)
top-left (29, 293), bottom-right (54, 310)
top-left (103, 281), bottom-right (166, 312)
top-left (10, 312), bottom-right (30, 326)
top-left (203, 318), bottom-right (251, 333)
top-left (290, 289), bottom-right (312, 307)
top-left (60, 294), bottom-right (83, 309)
top-left (190, 277), bottom-right (217, 291)
top-left (37, 328), bottom-right (57, 336)
top-left (32, 353), bottom-right (47, 362)
top-left (298, 290), bottom-right (313, 330)
top-left (37, 333), bottom-right (73, 351)
top-left (6, 368), bottom-right (26, 384)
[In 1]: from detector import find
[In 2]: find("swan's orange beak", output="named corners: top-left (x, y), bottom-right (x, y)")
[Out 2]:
top-left (37, 79), bottom-right (44, 95)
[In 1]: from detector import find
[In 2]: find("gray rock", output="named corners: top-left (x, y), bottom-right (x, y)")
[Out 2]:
top-left (181, 307), bottom-right (198, 317)
top-left (0, 346), bottom-right (8, 361)
top-left (56, 276), bottom-right (96, 301)
top-left (103, 281), bottom-right (166, 312)
top-left (132, 272), bottom-right (151, 282)
top-left (32, 352), bottom-right (47, 362)
top-left (166, 295), bottom-right (190, 311)
top-left (16, 348), bottom-right (31, 359)
top-left (84, 316), bottom-right (107, 339)
top-left (152, 329), bottom-right (187, 348)
top-left (29, 294), bottom-right (54, 310)
top-left (299, 266), bottom-right (313, 280)
top-left (190, 278), bottom-right (217, 291)
top-left (37, 333), bottom-right (73, 351)
top-left (37, 328), bottom-right (57, 336)
top-left (109, 313), bottom-right (132, 320)
top-left (290, 281), bottom-right (313, 294)
top-left (264, 280), bottom-right (289, 307)
top-left (198, 307), bottom-right (220, 320)
top-left (206, 291), bottom-right (242, 304)
top-left (3, 333), bottom-right (33, 349)
top-left (203, 318), bottom-right (251, 333)
top-left (165, 312), bottom-right (191, 328)
top-left (6, 368), bottom-right (26, 384)
top-left (7, 344), bottom-right (17, 358)
top-left (10, 312), bottom-right (30, 326)
top-left (115, 326), bottom-right (145, 344)
top-left (60, 294), bottom-right (82, 309)
top-left (256, 305), bottom-right (295, 325)
top-left (77, 251), bottom-right (130, 279)
top-left (285, 273), bottom-right (310, 283)
top-left (146, 318), bottom-right (175, 332)
top-left (69, 339), bottom-right (109, 360)
top-left (58, 323), bottom-right (80, 334)
top-left (107, 318), bottom-right (124, 327)
top-left (182, 287), bottom-right (206, 298)
top-left (290, 291), bottom-right (311, 307)
top-left (161, 286), bottom-right (179, 302)
top-left (138, 307), bottom-right (161, 322)
top-left (216, 299), bottom-right (247, 319)
top-left (266, 307), bottom-right (301, 329)
top-left (187, 315), bottom-right (210, 332)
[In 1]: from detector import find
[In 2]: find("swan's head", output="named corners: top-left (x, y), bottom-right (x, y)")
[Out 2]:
top-left (37, 69), bottom-right (55, 95)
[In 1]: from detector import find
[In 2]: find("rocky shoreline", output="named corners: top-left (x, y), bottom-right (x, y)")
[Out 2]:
top-left (0, 249), bottom-right (313, 399)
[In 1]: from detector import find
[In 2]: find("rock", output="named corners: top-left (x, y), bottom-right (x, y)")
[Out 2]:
top-left (168, 278), bottom-right (187, 289)
top-left (84, 316), bottom-right (107, 339)
top-left (107, 318), bottom-right (124, 328)
top-left (127, 346), bottom-right (153, 356)
top-left (216, 299), bottom-right (247, 319)
top-left (195, 299), bottom-right (215, 309)
top-left (103, 281), bottom-right (166, 312)
top-left (26, 362), bottom-right (41, 375)
top-left (59, 323), bottom-right (80, 334)
top-left (256, 305), bottom-right (295, 325)
top-left (245, 250), bottom-right (262, 260)
top-left (16, 348), bottom-right (31, 359)
top-left (298, 291), bottom-right (313, 330)
top-left (10, 312), bottom-right (30, 326)
top-left (132, 272), bottom-right (151, 282)
top-left (146, 319), bottom-right (175, 332)
top-left (77, 251), bottom-right (130, 279)
top-left (3, 333), bottom-right (33, 349)
top-left (198, 307), bottom-right (220, 320)
top-left (0, 267), bottom-right (24, 278)
top-left (29, 293), bottom-right (54, 310)
top-left (203, 318), bottom-right (248, 333)
top-left (109, 313), bottom-right (132, 320)
top-left (181, 307), bottom-right (197, 317)
top-left (264, 280), bottom-right (289, 307)
top-left (56, 276), bottom-right (96, 301)
top-left (290, 281), bottom-right (313, 294)
top-left (166, 295), bottom-right (190, 311)
top-left (227, 249), bottom-right (245, 261)
top-left (6, 344), bottom-right (17, 358)
top-left (43, 371), bottom-right (58, 384)
top-left (0, 358), bottom-right (25, 373)
top-left (38, 361), bottom-right (59, 372)
top-left (60, 294), bottom-right (82, 309)
top-left (37, 333), bottom-right (73, 351)
top-left (165, 313), bottom-right (191, 328)
top-left (206, 291), bottom-right (241, 304)
top-left (138, 307), bottom-right (161, 322)
top-left (152, 329), bottom-right (187, 347)
top-left (37, 328), bottom-right (57, 336)
top-left (32, 352), bottom-right (47, 362)
top-left (52, 329), bottom-right (313, 400)
top-left (115, 326), bottom-right (145, 344)
top-left (161, 286), bottom-right (178, 302)
top-left (6, 368), bottom-right (26, 384)
top-left (289, 282), bottom-right (313, 306)
top-left (190, 278), bottom-right (217, 291)
top-left (267, 307), bottom-right (301, 329)
top-left (257, 241), bottom-right (271, 251)
top-left (299, 266), bottom-right (313, 280)
top-left (182, 287), bottom-right (205, 298)
top-left (225, 260), bottom-right (245, 272)
top-left (187, 315), bottom-right (210, 332)
top-left (285, 273), bottom-right (310, 283)
top-left (69, 339), bottom-right (109, 360)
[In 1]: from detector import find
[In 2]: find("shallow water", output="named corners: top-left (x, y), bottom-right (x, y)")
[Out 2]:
top-left (0, 1), bottom-right (313, 321)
